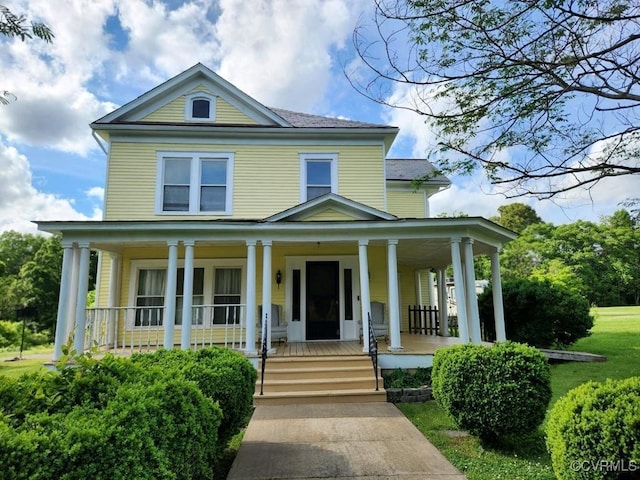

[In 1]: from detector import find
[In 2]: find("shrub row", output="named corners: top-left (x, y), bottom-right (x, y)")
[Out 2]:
top-left (546, 377), bottom-right (640, 480)
top-left (431, 341), bottom-right (551, 441)
top-left (0, 347), bottom-right (257, 480)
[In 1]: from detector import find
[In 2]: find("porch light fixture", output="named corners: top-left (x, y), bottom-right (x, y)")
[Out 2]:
top-left (276, 270), bottom-right (282, 288)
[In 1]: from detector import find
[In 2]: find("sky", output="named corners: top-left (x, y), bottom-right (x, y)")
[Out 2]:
top-left (0, 0), bottom-right (637, 235)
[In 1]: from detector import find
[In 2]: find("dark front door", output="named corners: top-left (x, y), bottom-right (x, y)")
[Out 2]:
top-left (306, 261), bottom-right (340, 340)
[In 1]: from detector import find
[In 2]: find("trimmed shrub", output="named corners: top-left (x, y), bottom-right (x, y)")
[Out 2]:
top-left (0, 379), bottom-right (222, 480)
top-left (431, 341), bottom-right (551, 441)
top-left (131, 346), bottom-right (257, 448)
top-left (478, 278), bottom-right (593, 348)
top-left (546, 377), bottom-right (640, 480)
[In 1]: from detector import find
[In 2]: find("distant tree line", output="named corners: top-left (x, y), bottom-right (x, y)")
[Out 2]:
top-left (490, 204), bottom-right (640, 306)
top-left (0, 232), bottom-right (96, 337)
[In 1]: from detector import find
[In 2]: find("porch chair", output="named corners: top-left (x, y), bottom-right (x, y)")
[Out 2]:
top-left (359, 301), bottom-right (389, 344)
top-left (258, 304), bottom-right (287, 344)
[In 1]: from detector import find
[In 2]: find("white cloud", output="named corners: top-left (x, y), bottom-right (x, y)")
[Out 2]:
top-left (0, 140), bottom-right (100, 234)
top-left (85, 186), bottom-right (105, 202)
top-left (214, 0), bottom-right (369, 111)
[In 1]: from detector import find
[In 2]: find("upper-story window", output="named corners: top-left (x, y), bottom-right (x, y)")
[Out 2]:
top-left (157, 151), bottom-right (234, 215)
top-left (300, 153), bottom-right (338, 202)
top-left (185, 92), bottom-right (216, 121)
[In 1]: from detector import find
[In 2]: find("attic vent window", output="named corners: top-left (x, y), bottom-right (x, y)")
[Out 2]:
top-left (185, 92), bottom-right (216, 121)
top-left (192, 99), bottom-right (210, 118)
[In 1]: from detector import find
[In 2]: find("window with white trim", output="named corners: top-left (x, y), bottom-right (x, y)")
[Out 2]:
top-left (185, 92), bottom-right (216, 121)
top-left (130, 260), bottom-right (246, 329)
top-left (300, 153), bottom-right (338, 202)
top-left (157, 152), bottom-right (234, 214)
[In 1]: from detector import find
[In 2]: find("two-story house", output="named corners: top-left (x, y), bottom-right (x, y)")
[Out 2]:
top-left (38, 64), bottom-right (514, 385)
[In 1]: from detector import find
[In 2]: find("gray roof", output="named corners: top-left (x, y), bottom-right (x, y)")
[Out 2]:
top-left (385, 159), bottom-right (451, 184)
top-left (269, 107), bottom-right (391, 129)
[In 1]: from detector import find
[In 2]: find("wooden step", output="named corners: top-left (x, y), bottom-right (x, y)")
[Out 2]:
top-left (254, 388), bottom-right (387, 406)
top-left (254, 354), bottom-right (385, 405)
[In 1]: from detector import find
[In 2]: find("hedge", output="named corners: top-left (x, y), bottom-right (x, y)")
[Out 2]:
top-left (546, 377), bottom-right (640, 480)
top-left (431, 341), bottom-right (551, 441)
top-left (0, 347), bottom-right (257, 479)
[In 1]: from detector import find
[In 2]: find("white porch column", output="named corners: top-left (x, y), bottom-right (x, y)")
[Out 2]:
top-left (427, 270), bottom-right (436, 306)
top-left (450, 238), bottom-right (470, 343)
top-left (261, 240), bottom-right (272, 351)
top-left (463, 239), bottom-right (482, 344)
top-left (67, 245), bottom-right (80, 343)
top-left (491, 248), bottom-right (507, 342)
top-left (164, 241), bottom-right (178, 349)
top-left (438, 268), bottom-right (449, 337)
top-left (73, 242), bottom-right (91, 353)
top-left (180, 240), bottom-right (195, 349)
top-left (53, 242), bottom-right (75, 361)
top-left (414, 270), bottom-right (423, 305)
top-left (358, 240), bottom-right (372, 352)
top-left (107, 253), bottom-right (121, 348)
top-left (387, 240), bottom-right (403, 351)
top-left (244, 240), bottom-right (257, 354)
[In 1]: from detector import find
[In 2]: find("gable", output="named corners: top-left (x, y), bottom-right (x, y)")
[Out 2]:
top-left (266, 193), bottom-right (397, 222)
top-left (142, 89), bottom-right (258, 125)
top-left (93, 63), bottom-right (288, 127)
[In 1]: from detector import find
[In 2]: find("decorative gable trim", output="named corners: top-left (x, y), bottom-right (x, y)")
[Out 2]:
top-left (93, 63), bottom-right (290, 127)
top-left (265, 193), bottom-right (397, 222)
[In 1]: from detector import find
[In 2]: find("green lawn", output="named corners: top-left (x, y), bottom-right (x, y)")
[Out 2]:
top-left (0, 346), bottom-right (52, 377)
top-left (399, 305), bottom-right (640, 480)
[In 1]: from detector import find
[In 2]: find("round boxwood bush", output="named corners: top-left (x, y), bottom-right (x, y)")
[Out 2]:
top-left (546, 377), bottom-right (640, 480)
top-left (431, 341), bottom-right (551, 440)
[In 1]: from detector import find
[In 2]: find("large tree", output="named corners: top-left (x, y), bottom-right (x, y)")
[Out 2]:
top-left (351, 0), bottom-right (640, 199)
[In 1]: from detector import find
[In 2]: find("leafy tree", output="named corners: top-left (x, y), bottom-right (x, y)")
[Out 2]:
top-left (1, 5), bottom-right (53, 105)
top-left (351, 0), bottom-right (640, 199)
top-left (490, 203), bottom-right (542, 233)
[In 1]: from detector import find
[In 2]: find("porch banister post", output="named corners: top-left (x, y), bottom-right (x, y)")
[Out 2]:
top-left (387, 240), bottom-right (403, 350)
top-left (53, 242), bottom-right (74, 361)
top-left (107, 253), bottom-right (121, 348)
top-left (73, 242), bottom-right (91, 353)
top-left (164, 241), bottom-right (178, 349)
top-left (491, 248), bottom-right (507, 342)
top-left (463, 239), bottom-right (482, 344)
top-left (450, 238), bottom-right (470, 343)
top-left (261, 240), bottom-right (272, 350)
top-left (180, 240), bottom-right (195, 349)
top-left (438, 268), bottom-right (449, 337)
top-left (244, 241), bottom-right (257, 354)
top-left (358, 240), bottom-right (371, 352)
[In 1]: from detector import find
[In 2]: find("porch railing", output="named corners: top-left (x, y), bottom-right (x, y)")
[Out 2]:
top-left (83, 304), bottom-right (246, 354)
top-left (408, 305), bottom-right (439, 335)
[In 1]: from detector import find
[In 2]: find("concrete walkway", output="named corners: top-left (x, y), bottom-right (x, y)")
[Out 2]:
top-left (226, 403), bottom-right (466, 480)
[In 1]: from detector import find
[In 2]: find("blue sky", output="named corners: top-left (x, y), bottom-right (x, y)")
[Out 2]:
top-left (1, 0), bottom-right (636, 234)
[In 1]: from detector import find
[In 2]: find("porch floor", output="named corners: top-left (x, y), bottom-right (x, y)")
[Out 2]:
top-left (260, 333), bottom-right (465, 357)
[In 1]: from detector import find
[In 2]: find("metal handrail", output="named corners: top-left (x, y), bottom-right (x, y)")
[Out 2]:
top-left (367, 312), bottom-right (379, 391)
top-left (259, 312), bottom-right (268, 396)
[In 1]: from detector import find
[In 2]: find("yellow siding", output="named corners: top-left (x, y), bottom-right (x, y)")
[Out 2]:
top-left (216, 98), bottom-right (258, 124)
top-left (387, 190), bottom-right (426, 218)
top-left (143, 97), bottom-right (186, 122)
top-left (141, 91), bottom-right (258, 125)
top-left (304, 209), bottom-right (357, 221)
top-left (105, 143), bottom-right (385, 221)
top-left (399, 266), bottom-right (418, 331)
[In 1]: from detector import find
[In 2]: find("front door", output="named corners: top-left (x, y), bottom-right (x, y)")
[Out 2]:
top-left (306, 261), bottom-right (340, 340)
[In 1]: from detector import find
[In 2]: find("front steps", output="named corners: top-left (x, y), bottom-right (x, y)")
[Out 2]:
top-left (254, 355), bottom-right (386, 406)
